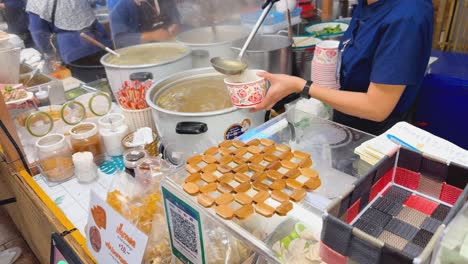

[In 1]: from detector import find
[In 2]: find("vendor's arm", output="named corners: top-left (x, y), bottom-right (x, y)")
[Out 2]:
top-left (140, 28), bottom-right (171, 43)
top-left (252, 74), bottom-right (405, 122)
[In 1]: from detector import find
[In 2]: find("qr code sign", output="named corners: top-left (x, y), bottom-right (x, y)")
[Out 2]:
top-left (167, 201), bottom-right (203, 264)
top-left (170, 208), bottom-right (198, 254)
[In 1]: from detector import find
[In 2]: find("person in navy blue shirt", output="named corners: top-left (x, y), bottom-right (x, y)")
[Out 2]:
top-left (26, 0), bottom-right (112, 66)
top-left (253, 0), bottom-right (433, 135)
top-left (0, 0), bottom-right (32, 47)
top-left (109, 0), bottom-right (180, 48)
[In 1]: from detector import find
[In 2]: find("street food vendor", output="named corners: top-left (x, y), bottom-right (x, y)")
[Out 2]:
top-left (109, 0), bottom-right (180, 48)
top-left (253, 0), bottom-right (433, 135)
top-left (26, 0), bottom-right (112, 65)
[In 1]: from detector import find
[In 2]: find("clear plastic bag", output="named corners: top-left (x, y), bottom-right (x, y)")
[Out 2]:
top-left (106, 155), bottom-right (176, 263)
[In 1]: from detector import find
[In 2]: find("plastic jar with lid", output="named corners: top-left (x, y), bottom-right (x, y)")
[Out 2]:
top-left (98, 113), bottom-right (129, 157)
top-left (35, 133), bottom-right (74, 182)
top-left (69, 122), bottom-right (105, 164)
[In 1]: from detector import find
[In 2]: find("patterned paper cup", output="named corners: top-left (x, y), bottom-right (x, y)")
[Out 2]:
top-left (313, 40), bottom-right (340, 65)
top-left (224, 70), bottom-right (268, 108)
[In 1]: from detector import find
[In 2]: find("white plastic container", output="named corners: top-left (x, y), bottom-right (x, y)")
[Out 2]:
top-left (98, 113), bottom-right (129, 156)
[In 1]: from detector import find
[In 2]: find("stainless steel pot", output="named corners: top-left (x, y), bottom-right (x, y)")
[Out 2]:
top-left (176, 25), bottom-right (249, 68)
top-left (146, 68), bottom-right (265, 154)
top-left (100, 42), bottom-right (192, 94)
top-left (231, 34), bottom-right (293, 74)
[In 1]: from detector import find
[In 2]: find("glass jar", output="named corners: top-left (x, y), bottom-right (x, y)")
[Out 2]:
top-left (35, 134), bottom-right (74, 182)
top-left (69, 122), bottom-right (105, 164)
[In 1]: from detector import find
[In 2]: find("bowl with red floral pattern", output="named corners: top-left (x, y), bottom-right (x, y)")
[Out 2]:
top-left (224, 69), bottom-right (268, 108)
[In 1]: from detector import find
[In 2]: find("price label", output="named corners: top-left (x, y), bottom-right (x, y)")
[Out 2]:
top-left (86, 191), bottom-right (148, 264)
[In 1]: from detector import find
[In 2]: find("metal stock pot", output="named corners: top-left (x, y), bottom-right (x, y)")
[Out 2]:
top-left (176, 25), bottom-right (249, 68)
top-left (231, 34), bottom-right (293, 74)
top-left (100, 42), bottom-right (192, 93)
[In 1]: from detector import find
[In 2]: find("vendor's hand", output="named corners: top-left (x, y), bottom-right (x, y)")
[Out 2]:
top-left (251, 72), bottom-right (306, 112)
top-left (142, 29), bottom-right (172, 43)
top-left (167, 24), bottom-right (180, 37)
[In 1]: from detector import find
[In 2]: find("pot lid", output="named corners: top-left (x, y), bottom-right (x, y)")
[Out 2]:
top-left (176, 26), bottom-right (249, 46)
top-left (61, 101), bottom-right (86, 126)
top-left (26, 111), bottom-right (54, 137)
top-left (89, 92), bottom-right (112, 116)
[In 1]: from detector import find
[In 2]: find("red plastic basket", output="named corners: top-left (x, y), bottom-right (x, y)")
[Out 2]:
top-left (394, 167), bottom-right (420, 190)
top-left (439, 183), bottom-right (463, 205)
top-left (403, 195), bottom-right (439, 215)
top-left (319, 241), bottom-right (347, 264)
top-left (347, 199), bottom-right (361, 224)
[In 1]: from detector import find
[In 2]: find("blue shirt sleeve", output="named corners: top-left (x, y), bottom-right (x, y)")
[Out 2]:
top-left (370, 16), bottom-right (431, 86)
top-left (109, 0), bottom-right (141, 48)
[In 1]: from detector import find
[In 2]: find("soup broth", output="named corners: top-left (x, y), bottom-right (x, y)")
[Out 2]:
top-left (105, 45), bottom-right (187, 66)
top-left (156, 76), bottom-right (233, 113)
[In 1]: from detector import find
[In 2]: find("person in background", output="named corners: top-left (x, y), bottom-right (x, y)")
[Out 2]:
top-left (109, 0), bottom-right (180, 48)
top-left (0, 0), bottom-right (32, 47)
top-left (26, 0), bottom-right (112, 70)
top-left (252, 0), bottom-right (433, 136)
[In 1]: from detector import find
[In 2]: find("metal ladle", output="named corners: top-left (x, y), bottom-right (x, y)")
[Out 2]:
top-left (211, 0), bottom-right (279, 75)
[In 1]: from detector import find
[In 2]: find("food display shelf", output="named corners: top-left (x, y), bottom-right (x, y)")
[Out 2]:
top-left (161, 106), bottom-right (376, 263)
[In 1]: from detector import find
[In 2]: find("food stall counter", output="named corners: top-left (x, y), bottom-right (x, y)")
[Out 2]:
top-left (160, 106), bottom-right (375, 263)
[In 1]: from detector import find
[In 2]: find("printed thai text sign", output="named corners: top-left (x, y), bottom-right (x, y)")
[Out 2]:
top-left (86, 190), bottom-right (148, 264)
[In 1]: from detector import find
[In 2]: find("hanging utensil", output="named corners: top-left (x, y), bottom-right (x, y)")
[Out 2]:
top-left (211, 0), bottom-right (280, 75)
top-left (80, 32), bottom-right (121, 57)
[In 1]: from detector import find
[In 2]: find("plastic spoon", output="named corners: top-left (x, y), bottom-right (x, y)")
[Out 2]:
top-left (211, 0), bottom-right (279, 75)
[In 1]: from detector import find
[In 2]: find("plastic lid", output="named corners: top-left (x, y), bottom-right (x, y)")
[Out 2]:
top-left (89, 92), bottom-right (112, 116)
top-left (98, 113), bottom-right (126, 130)
top-left (26, 111), bottom-right (54, 137)
top-left (69, 122), bottom-right (98, 140)
top-left (61, 101), bottom-right (86, 125)
top-left (35, 133), bottom-right (65, 153)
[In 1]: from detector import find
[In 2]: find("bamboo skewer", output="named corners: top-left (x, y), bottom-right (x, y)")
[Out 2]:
top-left (448, 0), bottom-right (461, 51)
top-left (434, 0), bottom-right (448, 49)
top-left (443, 0), bottom-right (457, 51)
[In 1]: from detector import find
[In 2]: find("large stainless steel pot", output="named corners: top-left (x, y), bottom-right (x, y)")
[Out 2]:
top-left (231, 34), bottom-right (293, 74)
top-left (176, 25), bottom-right (249, 68)
top-left (100, 42), bottom-right (192, 94)
top-left (146, 68), bottom-right (265, 155)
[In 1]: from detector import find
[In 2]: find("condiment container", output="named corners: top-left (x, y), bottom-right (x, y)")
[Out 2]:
top-left (69, 122), bottom-right (105, 164)
top-left (98, 113), bottom-right (129, 156)
top-left (72, 152), bottom-right (98, 183)
top-left (35, 89), bottom-right (50, 107)
top-left (123, 148), bottom-right (148, 177)
top-left (35, 133), bottom-right (74, 182)
top-left (135, 156), bottom-right (171, 188)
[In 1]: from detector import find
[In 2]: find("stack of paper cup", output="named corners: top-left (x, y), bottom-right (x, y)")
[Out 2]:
top-left (312, 40), bottom-right (340, 90)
